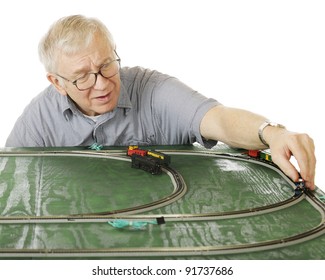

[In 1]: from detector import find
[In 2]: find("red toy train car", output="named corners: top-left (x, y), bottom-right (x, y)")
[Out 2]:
top-left (127, 145), bottom-right (148, 157)
top-left (248, 149), bottom-right (272, 162)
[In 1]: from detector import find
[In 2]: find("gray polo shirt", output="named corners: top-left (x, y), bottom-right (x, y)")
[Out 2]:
top-left (5, 67), bottom-right (220, 147)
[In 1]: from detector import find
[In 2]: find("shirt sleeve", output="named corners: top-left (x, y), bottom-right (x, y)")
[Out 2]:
top-left (5, 116), bottom-right (43, 147)
top-left (150, 75), bottom-right (221, 146)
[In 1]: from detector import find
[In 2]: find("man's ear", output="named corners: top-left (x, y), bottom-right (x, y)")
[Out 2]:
top-left (47, 73), bottom-right (68, 96)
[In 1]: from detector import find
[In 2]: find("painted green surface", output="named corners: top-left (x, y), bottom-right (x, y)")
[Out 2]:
top-left (0, 156), bottom-right (173, 216)
top-left (0, 145), bottom-right (324, 259)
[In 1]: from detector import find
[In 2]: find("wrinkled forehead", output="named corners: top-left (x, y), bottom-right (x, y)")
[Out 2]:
top-left (54, 31), bottom-right (114, 72)
top-left (58, 30), bottom-right (112, 56)
top-left (55, 32), bottom-right (115, 76)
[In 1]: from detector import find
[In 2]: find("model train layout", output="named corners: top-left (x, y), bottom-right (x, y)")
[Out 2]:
top-left (0, 146), bottom-right (323, 258)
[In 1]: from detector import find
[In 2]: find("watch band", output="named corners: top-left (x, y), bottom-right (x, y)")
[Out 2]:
top-left (258, 120), bottom-right (286, 146)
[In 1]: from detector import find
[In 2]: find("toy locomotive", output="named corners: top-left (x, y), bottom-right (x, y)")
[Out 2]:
top-left (127, 146), bottom-right (171, 175)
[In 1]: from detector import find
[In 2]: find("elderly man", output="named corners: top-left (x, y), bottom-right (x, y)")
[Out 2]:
top-left (6, 15), bottom-right (316, 189)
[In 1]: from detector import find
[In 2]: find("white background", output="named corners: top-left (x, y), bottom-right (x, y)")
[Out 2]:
top-left (0, 0), bottom-right (324, 189)
top-left (1, 260), bottom-right (324, 279)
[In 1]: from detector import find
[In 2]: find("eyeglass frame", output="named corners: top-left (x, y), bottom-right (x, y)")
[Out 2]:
top-left (55, 51), bottom-right (121, 91)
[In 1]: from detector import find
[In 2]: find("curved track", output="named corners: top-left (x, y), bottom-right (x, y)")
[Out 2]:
top-left (0, 149), bottom-right (324, 257)
top-left (0, 150), bottom-right (187, 217)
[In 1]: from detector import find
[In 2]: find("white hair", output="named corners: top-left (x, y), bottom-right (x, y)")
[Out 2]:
top-left (38, 15), bottom-right (115, 73)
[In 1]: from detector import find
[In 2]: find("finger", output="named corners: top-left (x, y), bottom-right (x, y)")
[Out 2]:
top-left (292, 151), bottom-right (316, 190)
top-left (287, 135), bottom-right (316, 190)
top-left (272, 153), bottom-right (301, 184)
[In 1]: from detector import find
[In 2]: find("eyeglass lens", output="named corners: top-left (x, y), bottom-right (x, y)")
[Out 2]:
top-left (76, 60), bottom-right (120, 90)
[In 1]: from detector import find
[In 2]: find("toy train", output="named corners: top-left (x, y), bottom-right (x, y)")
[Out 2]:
top-left (247, 149), bottom-right (272, 162)
top-left (127, 146), bottom-right (171, 175)
top-left (127, 146), bottom-right (272, 175)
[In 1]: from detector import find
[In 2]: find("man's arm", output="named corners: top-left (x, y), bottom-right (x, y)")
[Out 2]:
top-left (200, 105), bottom-right (316, 190)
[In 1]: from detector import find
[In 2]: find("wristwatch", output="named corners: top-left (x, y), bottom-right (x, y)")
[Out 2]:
top-left (258, 120), bottom-right (286, 146)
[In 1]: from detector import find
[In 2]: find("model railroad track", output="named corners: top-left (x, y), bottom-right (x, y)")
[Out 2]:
top-left (0, 150), bottom-right (188, 218)
top-left (0, 149), bottom-right (324, 257)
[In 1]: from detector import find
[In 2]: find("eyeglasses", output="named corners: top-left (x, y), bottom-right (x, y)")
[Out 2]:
top-left (56, 53), bottom-right (121, 91)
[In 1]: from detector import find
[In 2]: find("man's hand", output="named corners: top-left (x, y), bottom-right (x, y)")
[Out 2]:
top-left (264, 127), bottom-right (316, 190)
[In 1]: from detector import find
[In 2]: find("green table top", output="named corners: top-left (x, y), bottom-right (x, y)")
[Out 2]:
top-left (0, 144), bottom-right (324, 259)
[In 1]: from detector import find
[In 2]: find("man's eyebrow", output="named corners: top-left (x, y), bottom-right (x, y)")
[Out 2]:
top-left (99, 56), bottom-right (115, 66)
top-left (71, 67), bottom-right (89, 77)
top-left (71, 56), bottom-right (113, 77)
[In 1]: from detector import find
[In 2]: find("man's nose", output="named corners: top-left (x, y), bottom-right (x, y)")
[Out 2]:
top-left (93, 72), bottom-right (109, 90)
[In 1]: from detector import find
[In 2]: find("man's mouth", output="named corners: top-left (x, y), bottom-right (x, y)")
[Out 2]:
top-left (94, 92), bottom-right (111, 102)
